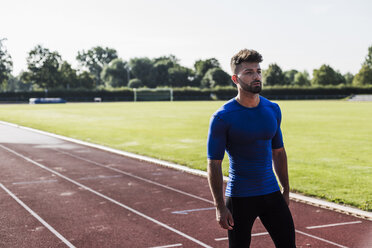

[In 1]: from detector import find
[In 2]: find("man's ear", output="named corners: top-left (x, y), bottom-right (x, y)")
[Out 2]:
top-left (231, 75), bottom-right (238, 84)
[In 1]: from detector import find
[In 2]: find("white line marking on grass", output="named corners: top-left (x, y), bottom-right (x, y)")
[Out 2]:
top-left (172, 207), bottom-right (215, 215)
top-left (0, 144), bottom-right (212, 248)
top-left (55, 149), bottom-right (214, 204)
top-left (149, 243), bottom-right (182, 248)
top-left (306, 221), bottom-right (362, 229)
top-left (12, 179), bottom-right (58, 185)
top-left (0, 183), bottom-right (75, 248)
top-left (296, 230), bottom-right (349, 248)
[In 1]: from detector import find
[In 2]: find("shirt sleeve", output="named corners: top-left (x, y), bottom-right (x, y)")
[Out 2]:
top-left (271, 104), bottom-right (284, 149)
top-left (207, 115), bottom-right (227, 160)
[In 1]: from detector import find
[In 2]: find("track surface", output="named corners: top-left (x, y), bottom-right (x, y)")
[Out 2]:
top-left (0, 123), bottom-right (371, 248)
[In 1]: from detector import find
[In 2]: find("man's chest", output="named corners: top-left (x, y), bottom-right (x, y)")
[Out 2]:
top-left (227, 110), bottom-right (278, 144)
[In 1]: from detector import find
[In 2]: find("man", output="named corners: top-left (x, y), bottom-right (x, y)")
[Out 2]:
top-left (207, 49), bottom-right (296, 247)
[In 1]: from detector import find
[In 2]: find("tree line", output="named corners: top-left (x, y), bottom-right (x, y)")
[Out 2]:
top-left (0, 38), bottom-right (371, 92)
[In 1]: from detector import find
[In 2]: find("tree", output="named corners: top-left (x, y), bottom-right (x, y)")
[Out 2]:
top-left (76, 46), bottom-right (118, 86)
top-left (168, 66), bottom-right (193, 87)
top-left (293, 71), bottom-right (311, 86)
top-left (0, 38), bottom-right (13, 89)
top-left (22, 45), bottom-right (62, 89)
top-left (59, 61), bottom-right (78, 89)
top-left (312, 64), bottom-right (345, 86)
top-left (352, 45), bottom-right (372, 86)
top-left (152, 59), bottom-right (175, 86)
top-left (101, 59), bottom-right (129, 88)
top-left (129, 57), bottom-right (154, 87)
top-left (194, 58), bottom-right (220, 78)
top-left (4, 73), bottom-right (33, 92)
top-left (352, 65), bottom-right (372, 86)
top-left (193, 58), bottom-right (221, 86)
top-left (343, 72), bottom-right (354, 85)
top-left (153, 54), bottom-right (179, 65)
top-left (283, 69), bottom-right (298, 85)
top-left (263, 63), bottom-right (284, 86)
top-left (363, 45), bottom-right (372, 67)
top-left (77, 71), bottom-right (96, 89)
top-left (201, 68), bottom-right (231, 88)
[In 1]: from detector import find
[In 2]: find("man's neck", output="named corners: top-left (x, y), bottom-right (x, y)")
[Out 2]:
top-left (235, 91), bottom-right (260, 108)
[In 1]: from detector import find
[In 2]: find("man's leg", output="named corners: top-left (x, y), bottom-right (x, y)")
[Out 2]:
top-left (226, 196), bottom-right (258, 248)
top-left (259, 191), bottom-right (296, 248)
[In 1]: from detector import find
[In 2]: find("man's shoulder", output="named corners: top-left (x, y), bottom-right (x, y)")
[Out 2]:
top-left (212, 98), bottom-right (242, 118)
top-left (260, 96), bottom-right (280, 111)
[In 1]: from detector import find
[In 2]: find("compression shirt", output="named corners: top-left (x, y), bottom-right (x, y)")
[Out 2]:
top-left (207, 96), bottom-right (284, 197)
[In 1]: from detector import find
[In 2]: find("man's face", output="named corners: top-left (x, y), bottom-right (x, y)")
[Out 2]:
top-left (233, 62), bottom-right (262, 93)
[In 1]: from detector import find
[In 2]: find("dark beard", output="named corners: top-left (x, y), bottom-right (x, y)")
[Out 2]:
top-left (240, 80), bottom-right (262, 93)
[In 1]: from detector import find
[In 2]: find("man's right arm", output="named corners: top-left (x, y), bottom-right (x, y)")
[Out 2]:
top-left (207, 159), bottom-right (234, 230)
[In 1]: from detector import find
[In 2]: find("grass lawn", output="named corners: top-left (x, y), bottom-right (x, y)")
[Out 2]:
top-left (0, 100), bottom-right (371, 211)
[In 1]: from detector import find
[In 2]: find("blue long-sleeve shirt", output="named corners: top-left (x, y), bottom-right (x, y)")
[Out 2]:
top-left (207, 96), bottom-right (284, 197)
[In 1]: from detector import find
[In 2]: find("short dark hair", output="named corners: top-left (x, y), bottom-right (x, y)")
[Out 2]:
top-left (230, 49), bottom-right (263, 74)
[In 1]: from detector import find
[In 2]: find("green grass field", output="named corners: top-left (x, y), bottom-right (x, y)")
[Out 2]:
top-left (0, 100), bottom-right (371, 211)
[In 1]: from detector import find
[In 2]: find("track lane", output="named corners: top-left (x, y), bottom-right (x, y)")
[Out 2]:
top-left (0, 145), bottom-right (209, 248)
top-left (1, 123), bottom-right (371, 247)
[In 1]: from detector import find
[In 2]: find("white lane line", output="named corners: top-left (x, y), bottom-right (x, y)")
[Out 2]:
top-left (214, 237), bottom-right (228, 241)
top-left (149, 243), bottom-right (182, 248)
top-left (78, 175), bottom-right (122, 181)
top-left (0, 145), bottom-right (212, 248)
top-left (296, 230), bottom-right (349, 248)
top-left (215, 232), bottom-right (269, 241)
top-left (172, 207), bottom-right (215, 215)
top-left (0, 183), bottom-right (75, 248)
top-left (13, 179), bottom-right (58, 185)
top-left (55, 149), bottom-right (214, 204)
top-left (216, 229), bottom-right (350, 248)
top-left (306, 221), bottom-right (362, 229)
top-left (252, 232), bottom-right (269, 237)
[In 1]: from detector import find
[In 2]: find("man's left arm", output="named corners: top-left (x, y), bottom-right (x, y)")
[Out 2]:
top-left (272, 147), bottom-right (290, 205)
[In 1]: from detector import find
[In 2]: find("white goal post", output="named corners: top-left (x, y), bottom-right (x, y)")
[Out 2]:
top-left (133, 88), bottom-right (173, 102)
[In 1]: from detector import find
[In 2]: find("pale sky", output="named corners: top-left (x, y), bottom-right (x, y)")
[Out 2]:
top-left (1, 0), bottom-right (372, 76)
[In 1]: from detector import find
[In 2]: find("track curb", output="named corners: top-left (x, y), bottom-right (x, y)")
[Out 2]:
top-left (1, 120), bottom-right (371, 221)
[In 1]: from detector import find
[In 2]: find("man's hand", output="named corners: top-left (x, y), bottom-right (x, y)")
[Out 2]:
top-left (216, 205), bottom-right (234, 230)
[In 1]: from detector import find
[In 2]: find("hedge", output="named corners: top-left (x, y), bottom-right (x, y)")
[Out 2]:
top-left (1, 86), bottom-right (372, 103)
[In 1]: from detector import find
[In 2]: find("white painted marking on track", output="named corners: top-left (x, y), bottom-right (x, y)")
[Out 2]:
top-left (306, 220), bottom-right (362, 229)
top-left (78, 175), bottom-right (122, 180)
top-left (12, 179), bottom-right (58, 185)
top-left (0, 183), bottom-right (75, 248)
top-left (55, 149), bottom-right (214, 204)
top-left (215, 232), bottom-right (269, 241)
top-left (214, 237), bottom-right (228, 241)
top-left (296, 230), bottom-right (349, 248)
top-left (252, 232), bottom-right (269, 237)
top-left (172, 207), bottom-right (215, 215)
top-left (217, 230), bottom-right (350, 247)
top-left (0, 144), bottom-right (213, 248)
top-left (149, 243), bottom-right (182, 248)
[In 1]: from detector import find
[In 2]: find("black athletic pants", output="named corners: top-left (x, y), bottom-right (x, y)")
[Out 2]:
top-left (226, 191), bottom-right (296, 248)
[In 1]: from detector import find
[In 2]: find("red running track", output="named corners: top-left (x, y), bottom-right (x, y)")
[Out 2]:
top-left (0, 123), bottom-right (371, 248)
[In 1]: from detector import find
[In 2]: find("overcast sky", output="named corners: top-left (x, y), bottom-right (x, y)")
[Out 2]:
top-left (1, 0), bottom-right (371, 76)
